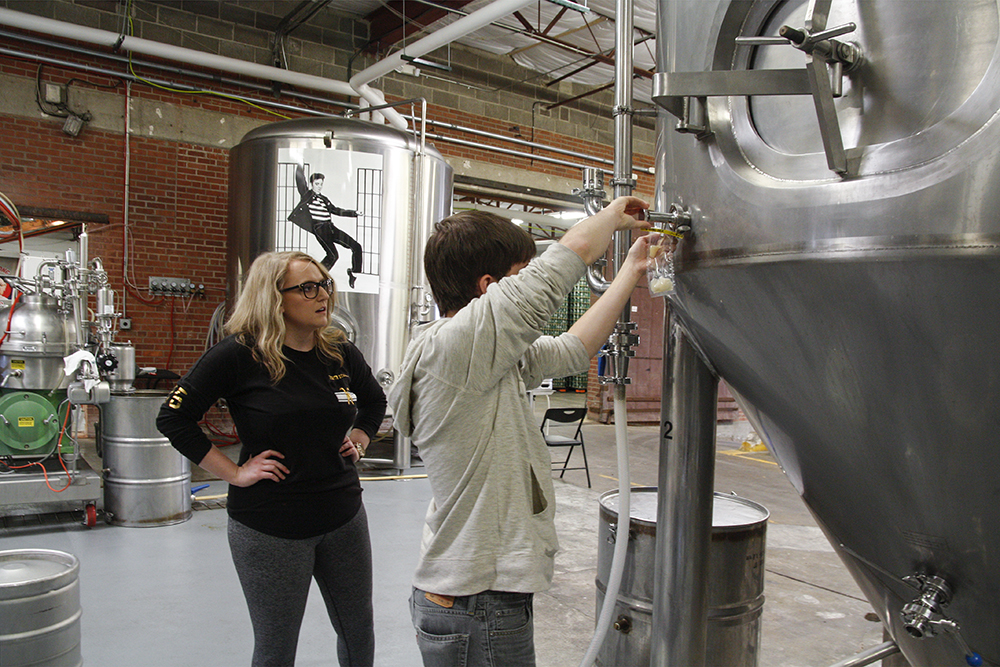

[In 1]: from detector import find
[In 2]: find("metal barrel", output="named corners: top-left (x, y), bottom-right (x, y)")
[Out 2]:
top-left (596, 488), bottom-right (768, 667)
top-left (101, 390), bottom-right (191, 527)
top-left (0, 549), bottom-right (82, 667)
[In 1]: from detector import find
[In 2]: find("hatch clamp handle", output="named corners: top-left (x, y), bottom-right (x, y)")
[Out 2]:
top-left (651, 3), bottom-right (864, 176)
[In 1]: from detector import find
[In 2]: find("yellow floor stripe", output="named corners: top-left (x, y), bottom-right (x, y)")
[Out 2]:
top-left (721, 450), bottom-right (779, 466)
top-left (598, 474), bottom-right (653, 486)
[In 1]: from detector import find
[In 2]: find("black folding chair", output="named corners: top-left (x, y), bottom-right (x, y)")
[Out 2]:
top-left (540, 407), bottom-right (590, 488)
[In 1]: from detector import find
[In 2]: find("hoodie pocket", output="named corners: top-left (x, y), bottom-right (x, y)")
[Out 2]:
top-left (529, 466), bottom-right (548, 515)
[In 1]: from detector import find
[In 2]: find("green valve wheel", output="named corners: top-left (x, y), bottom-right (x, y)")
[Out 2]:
top-left (0, 392), bottom-right (62, 454)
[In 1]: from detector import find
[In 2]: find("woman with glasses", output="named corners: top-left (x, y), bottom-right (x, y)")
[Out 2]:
top-left (157, 250), bottom-right (386, 667)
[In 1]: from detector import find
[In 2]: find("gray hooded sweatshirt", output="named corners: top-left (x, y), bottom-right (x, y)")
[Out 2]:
top-left (388, 243), bottom-right (591, 596)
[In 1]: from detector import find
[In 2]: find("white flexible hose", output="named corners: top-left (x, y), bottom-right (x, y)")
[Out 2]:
top-left (579, 385), bottom-right (631, 667)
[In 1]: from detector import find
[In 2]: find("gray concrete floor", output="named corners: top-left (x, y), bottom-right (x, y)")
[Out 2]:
top-left (0, 392), bottom-right (891, 667)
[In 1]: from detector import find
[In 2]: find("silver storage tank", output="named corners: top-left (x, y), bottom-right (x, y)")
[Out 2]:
top-left (597, 489), bottom-right (767, 667)
top-left (0, 549), bottom-right (82, 667)
top-left (0, 295), bottom-right (74, 458)
top-left (0, 294), bottom-right (75, 392)
top-left (101, 390), bottom-right (191, 526)
top-left (228, 117), bottom-right (453, 468)
top-left (653, 1), bottom-right (1000, 664)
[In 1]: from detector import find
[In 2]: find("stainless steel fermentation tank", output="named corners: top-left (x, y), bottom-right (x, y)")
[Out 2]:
top-left (228, 117), bottom-right (453, 468)
top-left (652, 1), bottom-right (1000, 665)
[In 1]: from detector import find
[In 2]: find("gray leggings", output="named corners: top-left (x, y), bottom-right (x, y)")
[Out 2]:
top-left (228, 506), bottom-right (374, 667)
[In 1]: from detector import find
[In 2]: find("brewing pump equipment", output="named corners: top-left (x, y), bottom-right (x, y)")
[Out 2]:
top-left (0, 232), bottom-right (131, 525)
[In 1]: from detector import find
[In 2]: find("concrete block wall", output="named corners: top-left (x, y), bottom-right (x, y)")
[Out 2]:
top-left (0, 0), bottom-right (657, 380)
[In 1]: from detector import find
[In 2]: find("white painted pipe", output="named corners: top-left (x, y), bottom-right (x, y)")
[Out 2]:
top-left (2, 2), bottom-right (548, 132)
top-left (349, 0), bottom-right (536, 122)
top-left (456, 203), bottom-right (582, 230)
top-left (0, 8), bottom-right (358, 106)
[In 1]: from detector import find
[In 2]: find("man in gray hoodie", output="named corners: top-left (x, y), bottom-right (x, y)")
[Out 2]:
top-left (388, 196), bottom-right (651, 667)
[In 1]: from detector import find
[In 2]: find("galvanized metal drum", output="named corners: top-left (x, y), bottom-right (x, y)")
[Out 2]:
top-left (101, 390), bottom-right (191, 527)
top-left (0, 549), bottom-right (82, 667)
top-left (596, 488), bottom-right (768, 667)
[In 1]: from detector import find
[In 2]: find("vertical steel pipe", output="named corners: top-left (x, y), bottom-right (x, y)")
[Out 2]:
top-left (612, 0), bottom-right (635, 322)
top-left (651, 306), bottom-right (718, 667)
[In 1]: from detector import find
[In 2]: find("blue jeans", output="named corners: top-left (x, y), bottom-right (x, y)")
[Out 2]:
top-left (410, 587), bottom-right (536, 667)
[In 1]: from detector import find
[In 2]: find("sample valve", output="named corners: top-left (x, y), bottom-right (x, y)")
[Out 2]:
top-left (645, 204), bottom-right (692, 238)
top-left (901, 574), bottom-right (982, 666)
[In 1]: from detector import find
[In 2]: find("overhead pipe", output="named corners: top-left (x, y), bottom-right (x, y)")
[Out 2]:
top-left (1, 2), bottom-right (554, 132)
top-left (0, 28), bottom-right (362, 111)
top-left (0, 8), bottom-right (365, 114)
top-left (457, 203), bottom-right (579, 229)
top-left (0, 6), bottom-right (644, 174)
top-left (349, 0), bottom-right (536, 128)
top-left (0, 42), bottom-right (632, 180)
top-left (0, 45), bottom-right (344, 121)
top-left (0, 36), bottom-right (625, 176)
top-left (404, 115), bottom-right (655, 175)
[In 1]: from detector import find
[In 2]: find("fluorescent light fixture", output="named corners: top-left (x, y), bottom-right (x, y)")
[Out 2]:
top-left (400, 54), bottom-right (452, 73)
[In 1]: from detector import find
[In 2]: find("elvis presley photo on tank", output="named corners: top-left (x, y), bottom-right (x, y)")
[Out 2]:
top-left (277, 147), bottom-right (383, 295)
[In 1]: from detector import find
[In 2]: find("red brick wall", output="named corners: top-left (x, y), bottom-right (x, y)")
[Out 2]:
top-left (0, 113), bottom-right (229, 375)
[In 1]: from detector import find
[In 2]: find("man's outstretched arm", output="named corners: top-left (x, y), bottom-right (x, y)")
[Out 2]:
top-left (294, 165), bottom-right (309, 198)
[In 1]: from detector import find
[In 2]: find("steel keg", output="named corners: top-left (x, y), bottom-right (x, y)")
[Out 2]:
top-left (0, 548), bottom-right (82, 667)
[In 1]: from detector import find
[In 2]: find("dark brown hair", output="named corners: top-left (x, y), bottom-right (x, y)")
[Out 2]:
top-left (424, 210), bottom-right (536, 315)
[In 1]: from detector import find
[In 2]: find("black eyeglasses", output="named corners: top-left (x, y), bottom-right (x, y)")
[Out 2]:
top-left (280, 278), bottom-right (334, 300)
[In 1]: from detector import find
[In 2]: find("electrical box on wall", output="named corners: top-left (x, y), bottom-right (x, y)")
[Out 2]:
top-left (148, 276), bottom-right (204, 296)
top-left (44, 83), bottom-right (66, 105)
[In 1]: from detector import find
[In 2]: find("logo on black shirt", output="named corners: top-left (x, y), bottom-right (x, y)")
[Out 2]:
top-left (166, 385), bottom-right (187, 410)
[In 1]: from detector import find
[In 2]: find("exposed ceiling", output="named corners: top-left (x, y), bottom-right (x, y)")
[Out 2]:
top-left (329, 0), bottom-right (657, 103)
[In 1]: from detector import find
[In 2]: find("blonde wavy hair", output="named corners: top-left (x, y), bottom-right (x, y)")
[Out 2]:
top-left (225, 251), bottom-right (346, 382)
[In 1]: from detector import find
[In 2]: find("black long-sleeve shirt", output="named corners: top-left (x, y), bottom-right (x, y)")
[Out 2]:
top-left (156, 335), bottom-right (387, 538)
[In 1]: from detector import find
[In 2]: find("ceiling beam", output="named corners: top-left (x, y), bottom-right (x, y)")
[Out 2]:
top-left (364, 0), bottom-right (476, 54)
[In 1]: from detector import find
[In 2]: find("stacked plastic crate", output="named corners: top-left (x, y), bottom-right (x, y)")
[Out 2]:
top-left (541, 278), bottom-right (591, 391)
